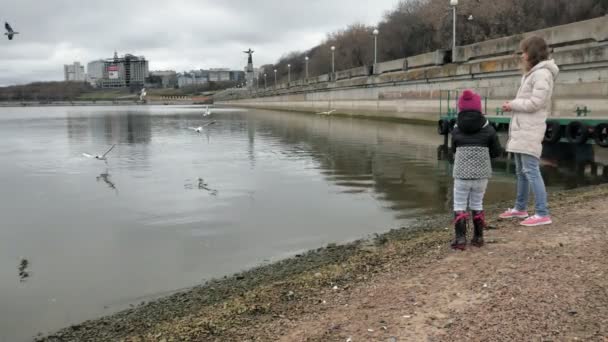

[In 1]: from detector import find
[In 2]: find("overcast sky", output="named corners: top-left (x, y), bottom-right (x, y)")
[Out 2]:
top-left (0, 0), bottom-right (401, 85)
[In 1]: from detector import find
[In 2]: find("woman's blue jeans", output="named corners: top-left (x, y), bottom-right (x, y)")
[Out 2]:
top-left (514, 153), bottom-right (549, 216)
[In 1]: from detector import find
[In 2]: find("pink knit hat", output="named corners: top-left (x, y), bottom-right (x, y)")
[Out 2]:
top-left (458, 89), bottom-right (482, 113)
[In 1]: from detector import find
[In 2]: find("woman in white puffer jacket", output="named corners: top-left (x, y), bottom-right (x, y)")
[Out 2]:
top-left (499, 36), bottom-right (559, 227)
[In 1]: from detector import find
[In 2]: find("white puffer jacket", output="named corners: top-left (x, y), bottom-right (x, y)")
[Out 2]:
top-left (506, 59), bottom-right (560, 159)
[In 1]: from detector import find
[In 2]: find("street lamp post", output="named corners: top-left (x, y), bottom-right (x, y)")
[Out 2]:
top-left (372, 28), bottom-right (379, 66)
top-left (451, 0), bottom-right (458, 63)
top-left (264, 73), bottom-right (267, 88)
top-left (331, 45), bottom-right (336, 78)
top-left (274, 69), bottom-right (277, 86)
top-left (287, 64), bottom-right (291, 83)
top-left (305, 56), bottom-right (309, 79)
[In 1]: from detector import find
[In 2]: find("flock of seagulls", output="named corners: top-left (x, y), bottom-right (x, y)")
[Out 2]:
top-left (4, 22), bottom-right (18, 40)
top-left (80, 106), bottom-right (217, 196)
top-left (83, 107), bottom-right (215, 163)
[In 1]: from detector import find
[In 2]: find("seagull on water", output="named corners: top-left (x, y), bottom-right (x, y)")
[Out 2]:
top-left (83, 144), bottom-right (116, 161)
top-left (316, 109), bottom-right (336, 115)
top-left (188, 121), bottom-right (216, 133)
top-left (4, 22), bottom-right (18, 40)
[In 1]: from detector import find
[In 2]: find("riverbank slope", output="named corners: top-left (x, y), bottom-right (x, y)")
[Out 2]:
top-left (40, 185), bottom-right (608, 341)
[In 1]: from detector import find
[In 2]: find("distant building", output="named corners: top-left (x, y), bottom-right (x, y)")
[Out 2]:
top-left (177, 70), bottom-right (207, 88)
top-left (64, 62), bottom-right (85, 82)
top-left (98, 51), bottom-right (149, 89)
top-left (229, 70), bottom-right (245, 83)
top-left (177, 68), bottom-right (245, 88)
top-left (208, 68), bottom-right (231, 82)
top-left (86, 60), bottom-right (105, 87)
top-left (148, 70), bottom-right (177, 88)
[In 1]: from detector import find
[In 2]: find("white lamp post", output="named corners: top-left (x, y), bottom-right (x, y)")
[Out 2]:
top-left (287, 64), bottom-right (291, 83)
top-left (372, 28), bottom-right (379, 65)
top-left (451, 0), bottom-right (458, 62)
top-left (264, 73), bottom-right (267, 88)
top-left (331, 45), bottom-right (336, 76)
top-left (305, 56), bottom-right (309, 79)
top-left (274, 69), bottom-right (277, 86)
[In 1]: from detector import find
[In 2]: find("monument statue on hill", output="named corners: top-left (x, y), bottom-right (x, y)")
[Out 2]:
top-left (244, 48), bottom-right (255, 88)
top-left (243, 48), bottom-right (254, 65)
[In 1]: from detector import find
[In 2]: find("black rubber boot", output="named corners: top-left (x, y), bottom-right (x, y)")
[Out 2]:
top-left (451, 211), bottom-right (468, 250)
top-left (471, 210), bottom-right (485, 247)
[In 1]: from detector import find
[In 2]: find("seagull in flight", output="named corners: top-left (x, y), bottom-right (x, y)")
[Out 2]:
top-left (83, 144), bottom-right (116, 161)
top-left (188, 121), bottom-right (216, 133)
top-left (202, 105), bottom-right (212, 117)
top-left (316, 109), bottom-right (336, 115)
top-left (4, 22), bottom-right (18, 40)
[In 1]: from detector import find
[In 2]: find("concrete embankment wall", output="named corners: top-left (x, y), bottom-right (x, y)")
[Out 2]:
top-left (217, 16), bottom-right (608, 122)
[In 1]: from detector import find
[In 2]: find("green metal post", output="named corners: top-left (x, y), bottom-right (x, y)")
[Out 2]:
top-left (439, 90), bottom-right (442, 117)
top-left (484, 96), bottom-right (488, 115)
top-left (447, 91), bottom-right (451, 116)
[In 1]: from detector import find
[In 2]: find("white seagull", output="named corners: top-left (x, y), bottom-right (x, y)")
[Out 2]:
top-left (202, 105), bottom-right (212, 117)
top-left (4, 22), bottom-right (18, 40)
top-left (83, 144), bottom-right (116, 161)
top-left (316, 109), bottom-right (336, 115)
top-left (188, 121), bottom-right (216, 133)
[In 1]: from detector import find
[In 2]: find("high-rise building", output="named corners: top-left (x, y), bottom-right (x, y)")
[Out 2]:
top-left (98, 51), bottom-right (149, 89)
top-left (86, 60), bottom-right (105, 87)
top-left (64, 62), bottom-right (86, 82)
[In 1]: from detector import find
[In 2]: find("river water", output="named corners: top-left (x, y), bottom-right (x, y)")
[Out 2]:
top-left (1, 105), bottom-right (606, 341)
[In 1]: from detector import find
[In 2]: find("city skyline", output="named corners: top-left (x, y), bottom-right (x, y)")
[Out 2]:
top-left (64, 51), bottom-right (247, 89)
top-left (0, 0), bottom-right (399, 86)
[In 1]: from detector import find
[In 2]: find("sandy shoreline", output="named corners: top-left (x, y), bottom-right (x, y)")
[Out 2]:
top-left (38, 185), bottom-right (608, 341)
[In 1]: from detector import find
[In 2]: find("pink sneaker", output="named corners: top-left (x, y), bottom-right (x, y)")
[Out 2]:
top-left (498, 208), bottom-right (529, 219)
top-left (520, 215), bottom-right (552, 227)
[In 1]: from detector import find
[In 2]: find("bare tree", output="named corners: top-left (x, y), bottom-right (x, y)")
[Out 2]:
top-left (261, 0), bottom-right (607, 78)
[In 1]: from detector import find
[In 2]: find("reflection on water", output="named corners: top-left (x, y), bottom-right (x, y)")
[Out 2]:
top-left (18, 258), bottom-right (30, 283)
top-left (437, 140), bottom-right (608, 191)
top-left (183, 178), bottom-right (219, 196)
top-left (1, 105), bottom-right (608, 341)
top-left (97, 169), bottom-right (118, 195)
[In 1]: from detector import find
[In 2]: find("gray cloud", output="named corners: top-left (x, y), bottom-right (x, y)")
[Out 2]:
top-left (0, 0), bottom-right (399, 85)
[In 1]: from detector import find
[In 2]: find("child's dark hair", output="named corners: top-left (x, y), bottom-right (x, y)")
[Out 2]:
top-left (520, 36), bottom-right (549, 69)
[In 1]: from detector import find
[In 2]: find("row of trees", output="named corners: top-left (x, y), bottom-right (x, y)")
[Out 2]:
top-left (174, 81), bottom-right (240, 94)
top-left (260, 0), bottom-right (608, 85)
top-left (0, 81), bottom-right (94, 101)
top-left (0, 79), bottom-right (241, 101)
